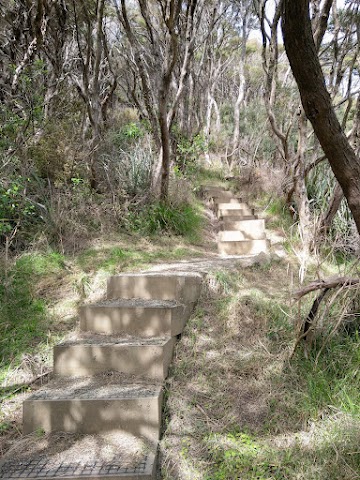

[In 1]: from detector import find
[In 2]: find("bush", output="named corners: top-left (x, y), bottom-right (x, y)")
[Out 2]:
top-left (127, 201), bottom-right (203, 240)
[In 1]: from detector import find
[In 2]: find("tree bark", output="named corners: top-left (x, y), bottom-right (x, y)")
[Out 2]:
top-left (282, 0), bottom-right (360, 236)
top-left (318, 182), bottom-right (343, 235)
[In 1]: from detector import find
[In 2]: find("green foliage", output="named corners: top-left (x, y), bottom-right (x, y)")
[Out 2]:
top-left (0, 62), bottom-right (46, 152)
top-left (259, 196), bottom-right (295, 233)
top-left (76, 244), bottom-right (197, 274)
top-left (205, 432), bottom-right (282, 480)
top-left (127, 201), bottom-right (203, 240)
top-left (0, 177), bottom-right (35, 236)
top-left (121, 122), bottom-right (143, 140)
top-left (292, 332), bottom-right (360, 418)
top-left (101, 140), bottom-right (153, 197)
top-left (111, 121), bottom-right (146, 150)
top-left (174, 132), bottom-right (208, 176)
top-left (0, 252), bottom-right (64, 383)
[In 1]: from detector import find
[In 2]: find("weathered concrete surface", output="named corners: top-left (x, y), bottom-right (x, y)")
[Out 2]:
top-left (23, 380), bottom-right (162, 442)
top-left (220, 214), bottom-right (258, 222)
top-left (80, 299), bottom-right (191, 337)
top-left (222, 218), bottom-right (265, 235)
top-left (215, 201), bottom-right (250, 210)
top-left (107, 272), bottom-right (202, 303)
top-left (0, 432), bottom-right (156, 479)
top-left (218, 239), bottom-right (269, 255)
top-left (54, 337), bottom-right (175, 380)
top-left (217, 207), bottom-right (254, 218)
top-left (213, 196), bottom-right (242, 204)
top-left (201, 186), bottom-right (229, 196)
top-left (218, 230), bottom-right (266, 242)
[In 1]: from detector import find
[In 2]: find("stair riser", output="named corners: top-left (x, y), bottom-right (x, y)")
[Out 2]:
top-left (54, 339), bottom-right (175, 380)
top-left (23, 395), bottom-right (162, 441)
top-left (218, 208), bottom-right (254, 218)
top-left (219, 231), bottom-right (266, 241)
top-left (80, 304), bottom-right (192, 337)
top-left (219, 215), bottom-right (258, 222)
top-left (222, 219), bottom-right (264, 232)
top-left (215, 202), bottom-right (249, 210)
top-left (107, 275), bottom-right (201, 302)
top-left (213, 196), bottom-right (242, 203)
top-left (216, 202), bottom-right (253, 210)
top-left (219, 219), bottom-right (266, 240)
top-left (218, 240), bottom-right (269, 255)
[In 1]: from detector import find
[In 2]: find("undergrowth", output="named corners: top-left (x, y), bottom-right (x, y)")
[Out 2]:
top-left (126, 201), bottom-right (203, 241)
top-left (0, 252), bottom-right (65, 385)
top-left (161, 264), bottom-right (360, 480)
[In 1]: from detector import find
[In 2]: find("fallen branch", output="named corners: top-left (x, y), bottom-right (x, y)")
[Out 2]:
top-left (293, 276), bottom-right (360, 300)
top-left (0, 371), bottom-right (51, 401)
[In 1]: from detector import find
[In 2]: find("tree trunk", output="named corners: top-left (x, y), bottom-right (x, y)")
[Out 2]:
top-left (159, 91), bottom-right (171, 201)
top-left (282, 0), bottom-right (360, 236)
top-left (318, 182), bottom-right (343, 235)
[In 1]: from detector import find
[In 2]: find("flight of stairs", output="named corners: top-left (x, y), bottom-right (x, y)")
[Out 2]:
top-left (204, 185), bottom-right (269, 255)
top-left (0, 272), bottom-right (202, 480)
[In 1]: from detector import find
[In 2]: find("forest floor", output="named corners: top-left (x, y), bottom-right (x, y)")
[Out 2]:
top-left (0, 196), bottom-right (359, 479)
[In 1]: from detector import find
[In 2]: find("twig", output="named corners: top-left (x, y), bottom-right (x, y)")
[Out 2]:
top-left (1, 371), bottom-right (50, 401)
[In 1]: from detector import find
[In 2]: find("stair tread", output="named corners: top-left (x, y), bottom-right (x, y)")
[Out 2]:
top-left (59, 333), bottom-right (172, 347)
top-left (111, 271), bottom-right (202, 278)
top-left (0, 432), bottom-right (155, 479)
top-left (218, 238), bottom-right (268, 242)
top-left (26, 375), bottom-right (161, 401)
top-left (83, 299), bottom-right (181, 308)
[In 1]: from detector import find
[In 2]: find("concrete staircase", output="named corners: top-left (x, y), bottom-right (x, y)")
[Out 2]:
top-left (205, 186), bottom-right (269, 255)
top-left (0, 272), bottom-right (202, 480)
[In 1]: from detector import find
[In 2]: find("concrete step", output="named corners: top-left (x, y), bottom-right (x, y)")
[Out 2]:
top-left (218, 230), bottom-right (266, 242)
top-left (217, 207), bottom-right (255, 218)
top-left (0, 431), bottom-right (156, 479)
top-left (107, 272), bottom-right (202, 303)
top-left (54, 335), bottom-right (175, 380)
top-left (217, 202), bottom-right (253, 211)
top-left (201, 186), bottom-right (229, 196)
top-left (222, 217), bottom-right (265, 234)
top-left (218, 239), bottom-right (269, 255)
top-left (80, 299), bottom-right (190, 337)
top-left (212, 191), bottom-right (242, 203)
top-left (23, 375), bottom-right (162, 441)
top-left (215, 201), bottom-right (249, 210)
top-left (220, 214), bottom-right (258, 222)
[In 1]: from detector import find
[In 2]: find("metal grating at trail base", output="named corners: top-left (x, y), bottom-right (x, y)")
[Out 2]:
top-left (0, 454), bottom-right (155, 479)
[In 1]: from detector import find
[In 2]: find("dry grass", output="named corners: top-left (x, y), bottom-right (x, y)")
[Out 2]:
top-left (160, 260), bottom-right (360, 479)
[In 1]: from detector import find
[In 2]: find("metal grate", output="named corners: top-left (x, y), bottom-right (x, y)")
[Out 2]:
top-left (0, 455), bottom-right (149, 478)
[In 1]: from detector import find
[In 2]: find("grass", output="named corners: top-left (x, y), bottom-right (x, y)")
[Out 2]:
top-left (126, 201), bottom-right (204, 242)
top-left (0, 252), bottom-right (66, 385)
top-left (160, 263), bottom-right (360, 479)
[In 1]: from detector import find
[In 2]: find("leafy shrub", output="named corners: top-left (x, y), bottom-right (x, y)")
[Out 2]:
top-left (174, 132), bottom-right (208, 176)
top-left (0, 176), bottom-right (37, 239)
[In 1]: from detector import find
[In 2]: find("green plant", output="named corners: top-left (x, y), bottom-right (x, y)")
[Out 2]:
top-left (175, 132), bottom-right (208, 176)
top-left (205, 432), bottom-right (276, 480)
top-left (127, 201), bottom-right (203, 240)
top-left (292, 332), bottom-right (360, 418)
top-left (0, 252), bottom-right (65, 384)
top-left (0, 176), bottom-right (36, 237)
top-left (102, 141), bottom-right (153, 197)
